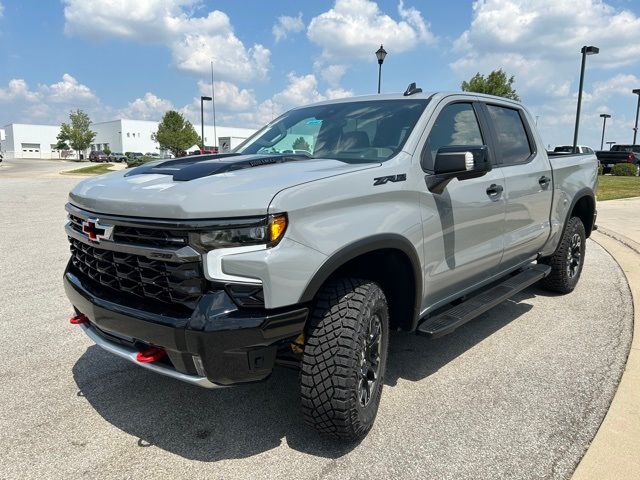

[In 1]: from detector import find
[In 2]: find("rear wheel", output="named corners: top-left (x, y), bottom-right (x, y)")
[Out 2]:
top-left (301, 278), bottom-right (389, 440)
top-left (539, 216), bottom-right (586, 294)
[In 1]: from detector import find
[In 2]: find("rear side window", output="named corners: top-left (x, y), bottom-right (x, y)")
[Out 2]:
top-left (422, 103), bottom-right (483, 171)
top-left (486, 105), bottom-right (532, 165)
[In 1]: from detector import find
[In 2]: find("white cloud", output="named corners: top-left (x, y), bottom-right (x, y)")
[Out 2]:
top-left (272, 13), bottom-right (304, 42)
top-left (452, 0), bottom-right (640, 93)
top-left (43, 74), bottom-right (97, 104)
top-left (591, 74), bottom-right (640, 100)
top-left (531, 73), bottom-right (640, 148)
top-left (0, 79), bottom-right (40, 102)
top-left (63, 0), bottom-right (271, 82)
top-left (307, 0), bottom-right (435, 60)
top-left (220, 72), bottom-right (354, 128)
top-left (450, 0), bottom-right (640, 148)
top-left (319, 63), bottom-right (348, 87)
top-left (197, 80), bottom-right (256, 111)
top-left (0, 74), bottom-right (105, 124)
top-left (119, 92), bottom-right (174, 120)
top-left (0, 2), bottom-right (4, 18)
top-left (273, 73), bottom-right (326, 107)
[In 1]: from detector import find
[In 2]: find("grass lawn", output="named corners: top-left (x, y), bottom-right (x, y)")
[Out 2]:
top-left (597, 175), bottom-right (640, 201)
top-left (62, 163), bottom-right (115, 175)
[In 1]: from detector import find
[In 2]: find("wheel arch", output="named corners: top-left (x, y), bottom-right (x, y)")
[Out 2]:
top-left (299, 234), bottom-right (423, 331)
top-left (568, 188), bottom-right (596, 238)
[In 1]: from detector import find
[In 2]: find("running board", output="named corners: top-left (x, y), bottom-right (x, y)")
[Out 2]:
top-left (417, 264), bottom-right (551, 339)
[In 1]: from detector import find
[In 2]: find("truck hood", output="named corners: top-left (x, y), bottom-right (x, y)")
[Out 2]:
top-left (68, 154), bottom-right (379, 218)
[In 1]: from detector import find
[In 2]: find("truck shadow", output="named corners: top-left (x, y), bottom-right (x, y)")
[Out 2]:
top-left (72, 288), bottom-right (538, 462)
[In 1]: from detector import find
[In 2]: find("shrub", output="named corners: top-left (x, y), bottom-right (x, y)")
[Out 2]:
top-left (611, 163), bottom-right (638, 177)
top-left (597, 162), bottom-right (604, 175)
top-left (126, 155), bottom-right (156, 168)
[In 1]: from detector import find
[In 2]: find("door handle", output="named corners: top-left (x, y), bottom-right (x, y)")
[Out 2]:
top-left (486, 184), bottom-right (503, 197)
top-left (539, 176), bottom-right (551, 188)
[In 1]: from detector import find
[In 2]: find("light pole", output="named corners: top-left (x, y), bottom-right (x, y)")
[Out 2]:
top-left (606, 141), bottom-right (616, 150)
top-left (572, 45), bottom-right (599, 153)
top-left (599, 113), bottom-right (611, 150)
top-left (632, 88), bottom-right (640, 144)
top-left (200, 95), bottom-right (212, 150)
top-left (375, 45), bottom-right (387, 94)
top-left (211, 60), bottom-right (218, 150)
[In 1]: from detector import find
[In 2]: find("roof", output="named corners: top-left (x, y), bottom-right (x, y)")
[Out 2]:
top-left (295, 89), bottom-right (525, 110)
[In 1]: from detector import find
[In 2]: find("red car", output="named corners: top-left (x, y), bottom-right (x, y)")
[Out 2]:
top-left (89, 151), bottom-right (109, 162)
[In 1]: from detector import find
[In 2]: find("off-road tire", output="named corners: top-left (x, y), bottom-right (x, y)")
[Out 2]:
top-left (539, 216), bottom-right (586, 294)
top-left (301, 278), bottom-right (389, 440)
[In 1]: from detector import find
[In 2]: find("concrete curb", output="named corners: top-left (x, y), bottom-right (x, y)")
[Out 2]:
top-left (571, 231), bottom-right (640, 479)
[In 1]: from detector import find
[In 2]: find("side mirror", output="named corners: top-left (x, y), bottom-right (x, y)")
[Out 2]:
top-left (433, 145), bottom-right (490, 176)
top-left (426, 145), bottom-right (491, 194)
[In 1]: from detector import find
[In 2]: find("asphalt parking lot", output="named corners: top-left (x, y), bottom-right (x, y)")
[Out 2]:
top-left (0, 159), bottom-right (634, 479)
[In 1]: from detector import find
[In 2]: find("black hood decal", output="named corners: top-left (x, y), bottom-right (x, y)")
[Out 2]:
top-left (125, 153), bottom-right (312, 181)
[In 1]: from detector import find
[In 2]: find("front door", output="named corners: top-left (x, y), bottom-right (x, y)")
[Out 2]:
top-left (418, 99), bottom-right (506, 311)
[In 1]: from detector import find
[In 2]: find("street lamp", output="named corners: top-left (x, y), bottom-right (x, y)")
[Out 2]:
top-left (572, 45), bottom-right (599, 153)
top-left (599, 113), bottom-right (611, 150)
top-left (375, 44), bottom-right (387, 94)
top-left (632, 88), bottom-right (640, 144)
top-left (200, 95), bottom-right (212, 149)
top-left (606, 141), bottom-right (616, 150)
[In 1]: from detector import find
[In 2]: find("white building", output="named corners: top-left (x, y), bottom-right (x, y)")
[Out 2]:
top-left (1, 120), bottom-right (256, 159)
top-left (1, 123), bottom-right (64, 159)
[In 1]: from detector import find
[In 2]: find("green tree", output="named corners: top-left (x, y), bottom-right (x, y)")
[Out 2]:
top-left (152, 111), bottom-right (200, 157)
top-left (292, 136), bottom-right (311, 152)
top-left (461, 69), bottom-right (520, 101)
top-left (57, 110), bottom-right (96, 160)
top-left (103, 146), bottom-right (111, 156)
top-left (53, 138), bottom-right (70, 159)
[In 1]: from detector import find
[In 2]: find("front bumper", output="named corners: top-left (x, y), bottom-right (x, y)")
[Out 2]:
top-left (64, 268), bottom-right (307, 387)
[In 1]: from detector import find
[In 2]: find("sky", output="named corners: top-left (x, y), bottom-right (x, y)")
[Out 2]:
top-left (1, 0), bottom-right (639, 149)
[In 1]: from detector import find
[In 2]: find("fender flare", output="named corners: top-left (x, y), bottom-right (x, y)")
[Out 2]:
top-left (564, 187), bottom-right (596, 238)
top-left (299, 233), bottom-right (423, 329)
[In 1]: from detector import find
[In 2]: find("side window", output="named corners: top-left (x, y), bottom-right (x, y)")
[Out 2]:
top-left (422, 103), bottom-right (483, 171)
top-left (486, 105), bottom-right (532, 165)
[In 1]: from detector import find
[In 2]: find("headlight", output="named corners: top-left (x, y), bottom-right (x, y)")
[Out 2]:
top-left (190, 213), bottom-right (288, 250)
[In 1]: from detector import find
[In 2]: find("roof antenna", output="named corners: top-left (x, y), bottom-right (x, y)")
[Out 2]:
top-left (403, 82), bottom-right (422, 96)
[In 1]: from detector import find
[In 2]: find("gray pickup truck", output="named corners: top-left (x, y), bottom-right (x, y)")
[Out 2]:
top-left (64, 87), bottom-right (598, 440)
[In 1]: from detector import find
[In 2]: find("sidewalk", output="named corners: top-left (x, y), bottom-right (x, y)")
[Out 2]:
top-left (572, 197), bottom-right (640, 480)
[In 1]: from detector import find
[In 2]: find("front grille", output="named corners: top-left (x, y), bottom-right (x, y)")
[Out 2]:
top-left (69, 237), bottom-right (204, 309)
top-left (68, 214), bottom-right (189, 248)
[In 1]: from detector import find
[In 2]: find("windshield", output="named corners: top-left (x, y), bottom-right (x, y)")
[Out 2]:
top-left (237, 99), bottom-right (429, 163)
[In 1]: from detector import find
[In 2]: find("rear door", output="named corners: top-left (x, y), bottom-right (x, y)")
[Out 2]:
top-left (481, 102), bottom-right (552, 270)
top-left (419, 98), bottom-right (507, 308)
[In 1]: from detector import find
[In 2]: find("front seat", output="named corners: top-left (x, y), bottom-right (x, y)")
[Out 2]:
top-left (338, 131), bottom-right (370, 150)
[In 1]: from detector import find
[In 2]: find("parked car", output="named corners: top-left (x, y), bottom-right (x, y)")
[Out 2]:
top-left (127, 152), bottom-right (145, 160)
top-left (108, 152), bottom-right (127, 163)
top-left (595, 144), bottom-right (640, 175)
top-left (553, 145), bottom-right (594, 154)
top-left (64, 88), bottom-right (597, 440)
top-left (88, 151), bottom-right (109, 162)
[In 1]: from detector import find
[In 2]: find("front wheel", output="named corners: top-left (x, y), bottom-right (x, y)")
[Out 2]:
top-left (539, 216), bottom-right (586, 294)
top-left (301, 278), bottom-right (389, 440)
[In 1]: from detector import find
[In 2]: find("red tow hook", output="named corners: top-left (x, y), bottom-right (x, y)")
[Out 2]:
top-left (136, 346), bottom-right (166, 363)
top-left (69, 313), bottom-right (89, 325)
